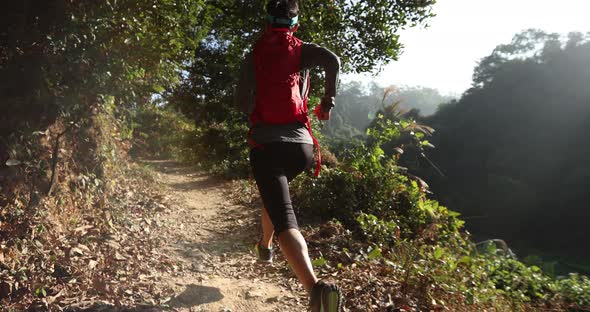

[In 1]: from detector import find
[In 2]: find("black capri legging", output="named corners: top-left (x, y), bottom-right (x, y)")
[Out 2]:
top-left (250, 142), bottom-right (314, 234)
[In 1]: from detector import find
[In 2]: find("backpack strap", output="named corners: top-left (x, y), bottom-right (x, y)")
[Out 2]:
top-left (306, 120), bottom-right (322, 177)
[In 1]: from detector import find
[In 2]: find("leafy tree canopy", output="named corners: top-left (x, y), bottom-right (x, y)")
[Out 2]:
top-left (1, 0), bottom-right (208, 135)
top-left (168, 0), bottom-right (437, 124)
top-left (417, 29), bottom-right (590, 262)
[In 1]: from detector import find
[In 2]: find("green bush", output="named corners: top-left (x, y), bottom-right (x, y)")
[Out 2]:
top-left (130, 104), bottom-right (195, 161)
top-left (188, 114), bottom-right (250, 178)
top-left (292, 108), bottom-right (590, 310)
top-left (292, 114), bottom-right (464, 242)
top-left (357, 213), bottom-right (400, 247)
top-left (557, 273), bottom-right (590, 308)
top-left (486, 256), bottom-right (557, 302)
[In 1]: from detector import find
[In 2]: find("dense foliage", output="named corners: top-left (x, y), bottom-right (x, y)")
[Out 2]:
top-left (301, 29), bottom-right (590, 309)
top-left (412, 30), bottom-right (590, 265)
top-left (0, 2), bottom-right (440, 305)
top-left (129, 104), bottom-right (196, 161)
top-left (3, 0), bottom-right (589, 310)
top-left (0, 1), bottom-right (207, 306)
top-left (166, 0), bottom-right (438, 175)
top-left (0, 0), bottom-right (208, 139)
top-left (292, 102), bottom-right (590, 310)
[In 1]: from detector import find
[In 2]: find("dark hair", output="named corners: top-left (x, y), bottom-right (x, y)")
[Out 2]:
top-left (266, 0), bottom-right (299, 28)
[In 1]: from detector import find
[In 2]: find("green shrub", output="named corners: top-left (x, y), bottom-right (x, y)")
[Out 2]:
top-left (357, 213), bottom-right (400, 247)
top-left (188, 115), bottom-right (250, 178)
top-left (485, 256), bottom-right (557, 302)
top-left (293, 108), bottom-right (590, 310)
top-left (557, 273), bottom-right (590, 308)
top-left (293, 114), bottom-right (464, 243)
top-left (130, 104), bottom-right (195, 161)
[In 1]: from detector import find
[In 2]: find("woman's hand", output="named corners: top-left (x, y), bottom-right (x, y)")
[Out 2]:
top-left (314, 96), bottom-right (334, 121)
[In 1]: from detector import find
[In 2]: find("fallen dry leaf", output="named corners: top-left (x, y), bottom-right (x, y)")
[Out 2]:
top-left (114, 252), bottom-right (127, 261)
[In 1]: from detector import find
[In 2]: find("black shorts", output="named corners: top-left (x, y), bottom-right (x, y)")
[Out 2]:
top-left (250, 142), bottom-right (314, 234)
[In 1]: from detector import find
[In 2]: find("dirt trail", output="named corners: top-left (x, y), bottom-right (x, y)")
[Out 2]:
top-left (145, 160), bottom-right (308, 312)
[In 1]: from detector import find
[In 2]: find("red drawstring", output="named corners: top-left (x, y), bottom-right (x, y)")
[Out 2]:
top-left (306, 120), bottom-right (322, 177)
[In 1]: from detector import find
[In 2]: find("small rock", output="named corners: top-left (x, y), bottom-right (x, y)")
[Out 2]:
top-left (245, 290), bottom-right (263, 299)
top-left (191, 263), bottom-right (206, 273)
top-left (266, 295), bottom-right (281, 303)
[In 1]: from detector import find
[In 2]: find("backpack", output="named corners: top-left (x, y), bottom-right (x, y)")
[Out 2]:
top-left (250, 28), bottom-right (321, 176)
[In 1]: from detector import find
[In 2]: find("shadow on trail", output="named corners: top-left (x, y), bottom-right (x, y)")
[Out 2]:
top-left (170, 284), bottom-right (224, 308)
top-left (65, 304), bottom-right (165, 312)
top-left (64, 285), bottom-right (223, 311)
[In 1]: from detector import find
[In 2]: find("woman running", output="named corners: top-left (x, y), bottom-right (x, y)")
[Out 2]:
top-left (235, 1), bottom-right (342, 311)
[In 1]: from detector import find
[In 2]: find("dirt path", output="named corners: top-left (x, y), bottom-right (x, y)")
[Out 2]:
top-left (145, 160), bottom-right (308, 312)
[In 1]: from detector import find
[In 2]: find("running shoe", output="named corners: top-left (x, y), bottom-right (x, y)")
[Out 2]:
top-left (254, 241), bottom-right (273, 263)
top-left (310, 280), bottom-right (342, 312)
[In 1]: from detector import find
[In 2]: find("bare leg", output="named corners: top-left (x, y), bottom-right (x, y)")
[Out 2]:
top-left (278, 228), bottom-right (318, 293)
top-left (260, 207), bottom-right (274, 248)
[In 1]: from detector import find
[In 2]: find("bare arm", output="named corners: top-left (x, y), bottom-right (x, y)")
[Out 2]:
top-left (300, 43), bottom-right (341, 108)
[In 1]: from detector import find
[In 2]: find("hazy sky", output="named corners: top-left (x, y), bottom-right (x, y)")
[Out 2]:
top-left (348, 0), bottom-right (590, 96)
